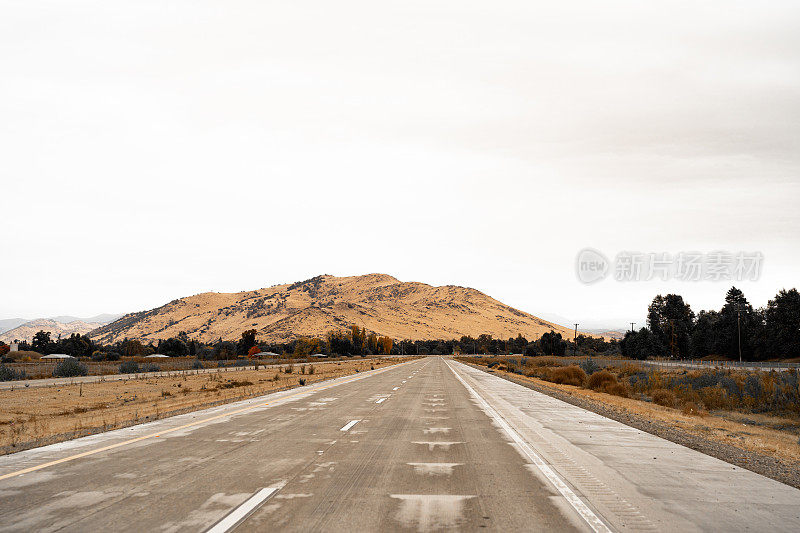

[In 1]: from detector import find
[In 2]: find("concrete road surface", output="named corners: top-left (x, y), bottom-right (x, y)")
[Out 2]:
top-left (0, 357), bottom-right (798, 532)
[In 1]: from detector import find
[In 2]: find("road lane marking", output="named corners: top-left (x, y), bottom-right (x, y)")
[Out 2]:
top-left (340, 420), bottom-right (361, 432)
top-left (0, 360), bottom-right (417, 481)
top-left (407, 463), bottom-right (463, 476)
top-left (445, 360), bottom-right (612, 533)
top-left (206, 486), bottom-right (280, 533)
top-left (412, 441), bottom-right (463, 451)
top-left (376, 398), bottom-right (386, 404)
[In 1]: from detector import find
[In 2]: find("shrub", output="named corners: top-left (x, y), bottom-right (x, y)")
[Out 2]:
top-left (191, 360), bottom-right (203, 370)
top-left (53, 358), bottom-right (88, 377)
top-left (605, 381), bottom-right (630, 398)
top-left (699, 386), bottom-right (728, 410)
top-left (580, 358), bottom-right (600, 375)
top-left (119, 360), bottom-right (140, 374)
top-left (300, 365), bottom-right (305, 375)
top-left (284, 365), bottom-right (293, 374)
top-left (298, 378), bottom-right (306, 386)
top-left (548, 366), bottom-right (587, 386)
top-left (0, 364), bottom-right (25, 381)
top-left (308, 364), bottom-right (315, 375)
top-left (587, 370), bottom-right (617, 391)
top-left (681, 402), bottom-right (707, 417)
top-left (651, 389), bottom-right (676, 407)
top-left (143, 363), bottom-right (159, 372)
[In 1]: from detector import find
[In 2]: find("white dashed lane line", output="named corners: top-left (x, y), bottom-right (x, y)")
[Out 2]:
top-left (340, 420), bottom-right (361, 431)
top-left (206, 486), bottom-right (281, 533)
top-left (376, 398), bottom-right (387, 404)
top-left (392, 387), bottom-right (399, 391)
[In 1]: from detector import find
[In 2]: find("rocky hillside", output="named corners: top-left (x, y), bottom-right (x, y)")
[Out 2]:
top-left (0, 319), bottom-right (103, 344)
top-left (89, 274), bottom-right (582, 344)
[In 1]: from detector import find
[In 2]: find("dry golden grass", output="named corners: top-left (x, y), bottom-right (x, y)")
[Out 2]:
top-left (0, 357), bottom-right (413, 453)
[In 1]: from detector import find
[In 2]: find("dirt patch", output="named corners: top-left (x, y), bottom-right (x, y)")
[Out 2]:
top-left (0, 357), bottom-right (413, 454)
top-left (468, 363), bottom-right (800, 489)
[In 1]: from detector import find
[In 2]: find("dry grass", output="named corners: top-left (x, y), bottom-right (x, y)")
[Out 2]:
top-left (0, 357), bottom-right (413, 453)
top-left (547, 366), bottom-right (587, 386)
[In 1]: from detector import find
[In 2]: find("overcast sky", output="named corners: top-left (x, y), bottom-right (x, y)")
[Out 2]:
top-left (2, 1), bottom-right (799, 329)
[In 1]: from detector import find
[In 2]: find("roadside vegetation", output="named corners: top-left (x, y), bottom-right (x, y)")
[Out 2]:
top-left (460, 355), bottom-right (800, 418)
top-left (0, 357), bottom-right (413, 453)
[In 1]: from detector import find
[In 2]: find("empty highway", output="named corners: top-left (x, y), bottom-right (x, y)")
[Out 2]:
top-left (0, 357), bottom-right (798, 532)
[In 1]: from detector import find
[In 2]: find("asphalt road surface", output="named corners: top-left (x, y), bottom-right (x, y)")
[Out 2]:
top-left (0, 357), bottom-right (798, 532)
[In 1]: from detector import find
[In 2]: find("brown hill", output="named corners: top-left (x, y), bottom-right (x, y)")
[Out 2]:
top-left (0, 319), bottom-right (103, 344)
top-left (89, 274), bottom-right (583, 344)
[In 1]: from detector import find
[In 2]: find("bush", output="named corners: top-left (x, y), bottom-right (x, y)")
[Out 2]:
top-left (191, 360), bottom-right (204, 370)
top-left (143, 363), bottom-right (159, 372)
top-left (0, 364), bottom-right (25, 381)
top-left (580, 358), bottom-right (601, 375)
top-left (651, 389), bottom-right (676, 407)
top-left (308, 364), bottom-right (315, 375)
top-left (699, 386), bottom-right (728, 410)
top-left (298, 378), bottom-right (306, 386)
top-left (548, 366), bottom-right (587, 386)
top-left (119, 360), bottom-right (140, 374)
top-left (587, 370), bottom-right (617, 391)
top-left (53, 358), bottom-right (88, 377)
top-left (681, 401), bottom-right (707, 417)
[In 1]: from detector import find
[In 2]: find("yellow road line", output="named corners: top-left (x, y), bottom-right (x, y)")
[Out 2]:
top-left (0, 360), bottom-right (416, 481)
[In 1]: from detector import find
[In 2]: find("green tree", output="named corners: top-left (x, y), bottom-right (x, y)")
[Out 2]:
top-left (647, 294), bottom-right (694, 358)
top-left (764, 288), bottom-right (800, 358)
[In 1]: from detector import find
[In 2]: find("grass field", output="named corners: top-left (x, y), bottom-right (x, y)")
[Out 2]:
top-left (0, 357), bottom-right (413, 454)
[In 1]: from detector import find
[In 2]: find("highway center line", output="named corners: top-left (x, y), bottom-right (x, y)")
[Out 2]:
top-left (0, 360), bottom-right (417, 481)
top-left (340, 420), bottom-right (361, 431)
top-left (206, 486), bottom-right (280, 533)
top-left (445, 359), bottom-right (613, 533)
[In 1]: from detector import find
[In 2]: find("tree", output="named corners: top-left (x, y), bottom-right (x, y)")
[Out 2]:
top-left (350, 325), bottom-right (365, 355)
top-left (247, 345), bottom-right (261, 358)
top-left (0, 342), bottom-right (9, 357)
top-left (647, 294), bottom-right (694, 358)
top-left (31, 330), bottom-right (52, 353)
top-left (378, 336), bottom-right (393, 354)
top-left (764, 288), bottom-right (800, 358)
top-left (237, 329), bottom-right (258, 356)
top-left (539, 331), bottom-right (566, 356)
top-left (620, 328), bottom-right (664, 360)
top-left (159, 337), bottom-right (188, 357)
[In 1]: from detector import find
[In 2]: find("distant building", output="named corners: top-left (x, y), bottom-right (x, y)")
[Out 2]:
top-left (41, 354), bottom-right (74, 359)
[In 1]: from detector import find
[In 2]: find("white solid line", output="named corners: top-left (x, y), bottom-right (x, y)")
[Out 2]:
top-left (376, 398), bottom-right (386, 404)
top-left (392, 387), bottom-right (399, 390)
top-left (340, 420), bottom-right (360, 431)
top-left (445, 360), bottom-right (612, 533)
top-left (206, 487), bottom-right (278, 533)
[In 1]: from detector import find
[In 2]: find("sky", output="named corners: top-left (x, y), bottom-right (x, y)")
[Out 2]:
top-left (2, 1), bottom-right (799, 330)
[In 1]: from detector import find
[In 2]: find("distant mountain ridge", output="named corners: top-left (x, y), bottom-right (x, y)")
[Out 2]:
top-left (0, 314), bottom-right (123, 343)
top-left (89, 273), bottom-right (587, 344)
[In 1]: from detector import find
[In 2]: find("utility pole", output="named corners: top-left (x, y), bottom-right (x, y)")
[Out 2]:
top-left (630, 322), bottom-right (636, 333)
top-left (573, 323), bottom-right (579, 356)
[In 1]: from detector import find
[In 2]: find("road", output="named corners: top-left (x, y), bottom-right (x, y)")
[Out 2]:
top-left (0, 357), bottom-right (798, 532)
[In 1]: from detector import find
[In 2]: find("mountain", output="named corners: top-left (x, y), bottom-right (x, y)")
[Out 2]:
top-left (48, 314), bottom-right (123, 325)
top-left (89, 274), bottom-right (585, 344)
top-left (0, 319), bottom-right (104, 344)
top-left (0, 318), bottom-right (28, 336)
